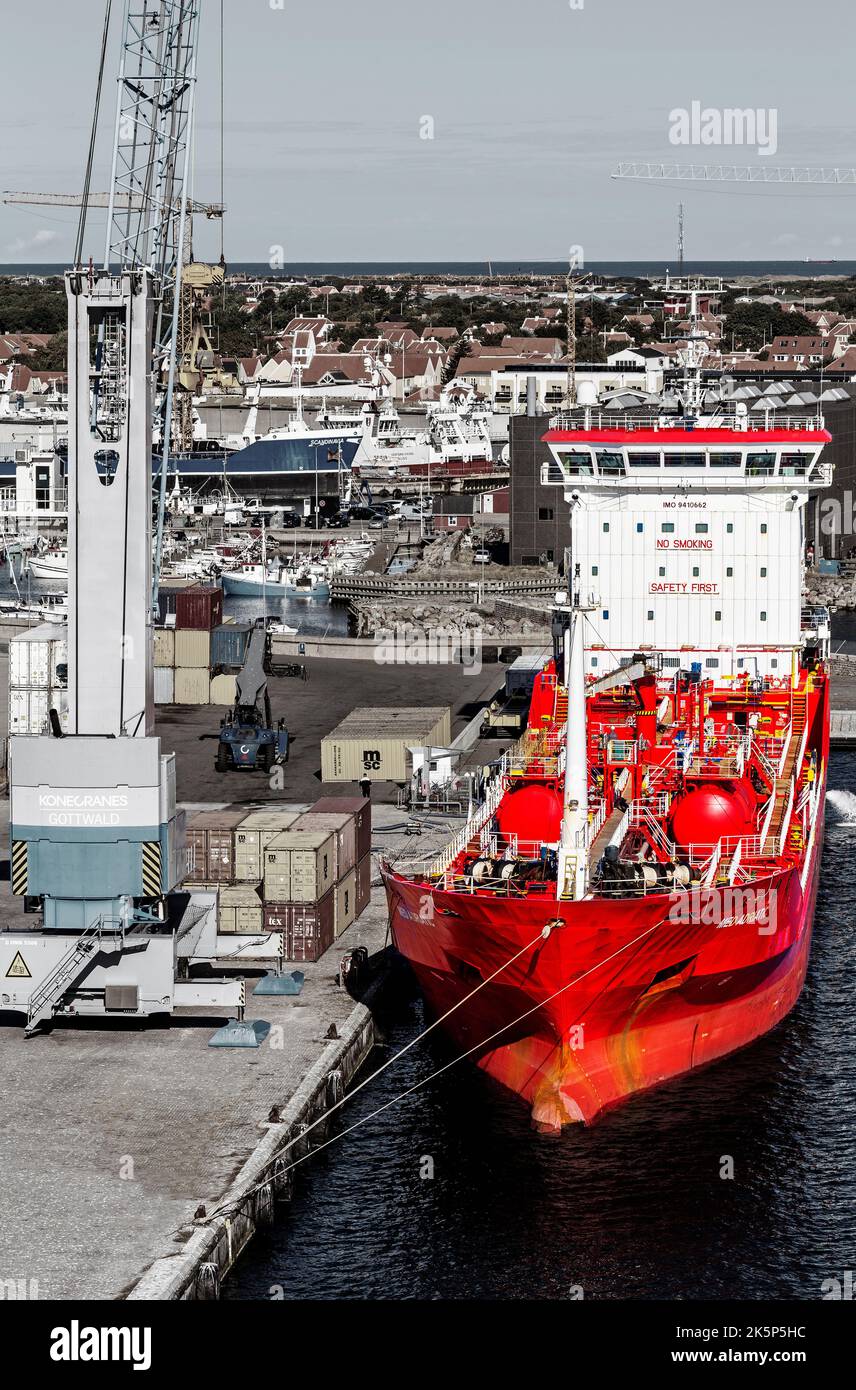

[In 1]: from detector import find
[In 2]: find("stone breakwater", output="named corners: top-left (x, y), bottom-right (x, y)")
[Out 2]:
top-left (349, 597), bottom-right (550, 642)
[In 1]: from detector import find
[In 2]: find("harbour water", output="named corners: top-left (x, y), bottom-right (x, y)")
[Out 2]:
top-left (225, 755), bottom-right (856, 1302)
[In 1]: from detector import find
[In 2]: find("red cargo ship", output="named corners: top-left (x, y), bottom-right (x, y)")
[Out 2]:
top-left (382, 368), bottom-right (833, 1129)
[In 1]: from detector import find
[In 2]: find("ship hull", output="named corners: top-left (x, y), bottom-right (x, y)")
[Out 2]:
top-left (382, 775), bottom-right (825, 1129)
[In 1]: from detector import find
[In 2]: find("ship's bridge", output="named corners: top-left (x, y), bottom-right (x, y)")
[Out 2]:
top-left (540, 415), bottom-right (832, 491)
top-left (538, 411), bottom-right (833, 679)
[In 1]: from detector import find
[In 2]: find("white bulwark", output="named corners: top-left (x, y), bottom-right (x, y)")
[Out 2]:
top-left (542, 413), bottom-right (832, 678)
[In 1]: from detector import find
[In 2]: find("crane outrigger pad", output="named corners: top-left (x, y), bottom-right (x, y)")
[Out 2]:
top-left (253, 970), bottom-right (304, 997)
top-left (208, 1018), bottom-right (270, 1048)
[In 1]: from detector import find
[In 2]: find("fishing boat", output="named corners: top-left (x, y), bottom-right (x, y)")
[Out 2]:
top-left (382, 379), bottom-right (832, 1130)
top-left (27, 548), bottom-right (68, 580)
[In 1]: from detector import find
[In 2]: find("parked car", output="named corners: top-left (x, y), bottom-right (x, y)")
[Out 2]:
top-left (279, 509), bottom-right (302, 528)
top-left (472, 549), bottom-right (492, 563)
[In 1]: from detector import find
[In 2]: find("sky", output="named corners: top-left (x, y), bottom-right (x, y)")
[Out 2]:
top-left (1, 0), bottom-right (855, 264)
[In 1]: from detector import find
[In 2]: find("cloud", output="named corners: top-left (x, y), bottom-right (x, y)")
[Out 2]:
top-left (3, 227), bottom-right (60, 254)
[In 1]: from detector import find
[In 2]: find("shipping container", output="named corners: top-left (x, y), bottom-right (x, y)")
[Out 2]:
top-left (8, 686), bottom-right (68, 735)
top-left (153, 627), bottom-right (175, 668)
top-left (174, 628), bottom-right (211, 670)
top-left (153, 666), bottom-right (175, 705)
top-left (218, 884), bottom-right (264, 934)
top-left (234, 808), bottom-right (299, 881)
top-left (263, 829), bottom-right (335, 904)
top-left (263, 891), bottom-right (335, 961)
top-left (174, 584), bottom-right (223, 632)
top-left (185, 809), bottom-right (247, 884)
top-left (321, 707), bottom-right (451, 783)
top-left (209, 672), bottom-right (237, 706)
top-left (174, 667), bottom-right (211, 705)
top-left (156, 578), bottom-right (196, 626)
top-left (505, 652), bottom-right (546, 698)
top-left (310, 795), bottom-right (371, 862)
top-left (334, 868), bottom-right (357, 937)
top-left (9, 622), bottom-right (67, 690)
top-left (292, 810), bottom-right (356, 881)
top-left (210, 623), bottom-right (252, 670)
top-left (356, 852), bottom-right (372, 916)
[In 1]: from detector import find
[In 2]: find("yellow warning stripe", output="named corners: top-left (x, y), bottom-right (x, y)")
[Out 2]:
top-left (11, 840), bottom-right (28, 897)
top-left (141, 841), bottom-right (162, 897)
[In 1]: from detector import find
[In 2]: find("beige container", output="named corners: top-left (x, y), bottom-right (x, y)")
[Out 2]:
top-left (263, 829), bottom-right (335, 904)
top-left (334, 868), bottom-right (357, 937)
top-left (174, 628), bottom-right (211, 669)
top-left (234, 808), bottom-right (299, 882)
top-left (218, 884), bottom-right (264, 934)
top-left (210, 672), bottom-right (237, 705)
top-left (153, 627), bottom-right (175, 667)
top-left (174, 666), bottom-right (211, 705)
top-left (321, 706), bottom-right (451, 782)
top-left (292, 811), bottom-right (356, 880)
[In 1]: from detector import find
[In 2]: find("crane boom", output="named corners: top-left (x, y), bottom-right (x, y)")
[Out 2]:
top-left (612, 162), bottom-right (856, 186)
top-left (2, 190), bottom-right (223, 215)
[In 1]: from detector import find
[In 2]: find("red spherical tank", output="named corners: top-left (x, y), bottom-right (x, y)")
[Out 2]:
top-left (669, 783), bottom-right (754, 848)
top-left (496, 784), bottom-right (563, 845)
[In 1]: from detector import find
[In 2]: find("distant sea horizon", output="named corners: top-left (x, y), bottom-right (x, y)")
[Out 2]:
top-left (2, 259), bottom-right (855, 279)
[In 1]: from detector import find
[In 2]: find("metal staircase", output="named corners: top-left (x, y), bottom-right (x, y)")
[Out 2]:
top-left (24, 917), bottom-right (120, 1036)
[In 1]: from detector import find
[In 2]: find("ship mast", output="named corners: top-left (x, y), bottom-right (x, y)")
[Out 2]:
top-left (558, 575), bottom-right (589, 901)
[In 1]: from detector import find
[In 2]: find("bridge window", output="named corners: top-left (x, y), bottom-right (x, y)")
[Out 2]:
top-left (760, 611), bottom-right (767, 621)
top-left (747, 452), bottom-right (775, 475)
top-left (692, 566), bottom-right (700, 577)
top-left (627, 451), bottom-right (660, 467)
top-left (664, 452), bottom-right (705, 468)
top-left (603, 522), bottom-right (610, 533)
top-left (726, 523), bottom-right (734, 534)
top-left (636, 522), bottom-right (644, 532)
top-left (760, 524), bottom-right (768, 534)
top-left (560, 450), bottom-right (594, 475)
top-left (726, 567), bottom-right (733, 577)
top-left (596, 451), bottom-right (625, 476)
top-left (711, 452), bottom-right (742, 469)
top-left (760, 567), bottom-right (767, 577)
top-left (714, 611), bottom-right (722, 621)
top-left (658, 566), bottom-right (666, 576)
top-left (781, 452), bottom-right (810, 477)
top-left (705, 658), bottom-right (719, 668)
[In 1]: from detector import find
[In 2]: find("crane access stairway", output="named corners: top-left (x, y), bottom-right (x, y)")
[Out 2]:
top-left (24, 917), bottom-right (124, 1037)
top-left (762, 690), bottom-right (808, 853)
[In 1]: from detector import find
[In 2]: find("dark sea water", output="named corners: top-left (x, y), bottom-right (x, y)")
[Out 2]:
top-left (226, 753), bottom-right (856, 1302)
top-left (3, 261), bottom-right (856, 279)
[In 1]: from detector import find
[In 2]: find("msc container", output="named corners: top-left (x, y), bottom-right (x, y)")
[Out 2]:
top-left (321, 707), bottom-right (451, 783)
top-left (234, 809), bottom-right (299, 881)
top-left (210, 623), bottom-right (252, 670)
top-left (310, 795), bottom-right (371, 862)
top-left (185, 809), bottom-right (247, 884)
top-left (9, 622), bottom-right (68, 689)
top-left (174, 666), bottom-right (211, 704)
top-left (174, 628), bottom-right (211, 669)
top-left (209, 673), bottom-right (237, 706)
top-left (263, 829), bottom-right (335, 904)
top-left (153, 627), bottom-right (175, 668)
top-left (154, 666), bottom-right (175, 705)
top-left (334, 868), bottom-right (357, 937)
top-left (356, 852), bottom-right (372, 916)
top-left (174, 584), bottom-right (223, 632)
top-left (218, 884), bottom-right (264, 935)
top-left (263, 892), bottom-right (335, 962)
top-left (292, 810), bottom-right (356, 881)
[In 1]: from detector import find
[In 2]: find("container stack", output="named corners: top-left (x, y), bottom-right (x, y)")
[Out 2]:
top-left (153, 584), bottom-right (250, 707)
top-left (181, 797), bottom-right (372, 962)
top-left (321, 707), bottom-right (451, 783)
top-left (8, 622), bottom-right (69, 735)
